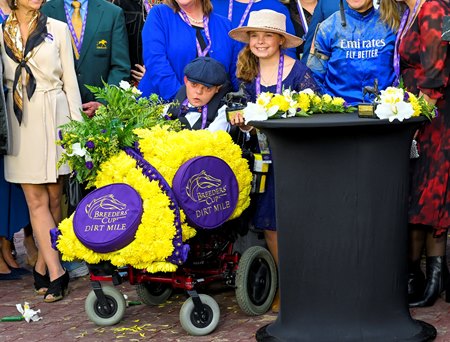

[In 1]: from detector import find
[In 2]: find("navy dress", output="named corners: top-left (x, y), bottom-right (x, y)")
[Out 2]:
top-left (245, 60), bottom-right (321, 230)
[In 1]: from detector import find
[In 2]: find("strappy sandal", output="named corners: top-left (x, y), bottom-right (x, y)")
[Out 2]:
top-left (44, 270), bottom-right (69, 303)
top-left (33, 268), bottom-right (50, 295)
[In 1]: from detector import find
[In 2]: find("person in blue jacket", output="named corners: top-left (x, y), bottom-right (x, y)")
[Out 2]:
top-left (138, 0), bottom-right (240, 100)
top-left (306, 0), bottom-right (395, 105)
top-left (211, 0), bottom-right (298, 58)
top-left (301, 0), bottom-right (344, 63)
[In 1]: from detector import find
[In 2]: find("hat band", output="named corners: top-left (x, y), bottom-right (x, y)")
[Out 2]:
top-left (250, 25), bottom-right (286, 33)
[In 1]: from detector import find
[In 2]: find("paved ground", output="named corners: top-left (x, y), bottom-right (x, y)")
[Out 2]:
top-left (1, 230), bottom-right (450, 342)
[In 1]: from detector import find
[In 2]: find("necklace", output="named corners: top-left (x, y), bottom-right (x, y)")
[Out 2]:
top-left (256, 53), bottom-right (284, 95)
top-left (185, 13), bottom-right (203, 24)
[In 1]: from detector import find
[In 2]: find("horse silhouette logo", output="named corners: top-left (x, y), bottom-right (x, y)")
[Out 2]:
top-left (186, 170), bottom-right (222, 202)
top-left (85, 194), bottom-right (127, 219)
top-left (96, 40), bottom-right (108, 49)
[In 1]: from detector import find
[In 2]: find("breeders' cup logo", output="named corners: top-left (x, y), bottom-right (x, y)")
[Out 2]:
top-left (85, 194), bottom-right (129, 224)
top-left (186, 170), bottom-right (227, 205)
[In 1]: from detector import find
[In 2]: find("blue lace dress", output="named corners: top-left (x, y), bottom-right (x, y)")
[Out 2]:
top-left (244, 60), bottom-right (321, 231)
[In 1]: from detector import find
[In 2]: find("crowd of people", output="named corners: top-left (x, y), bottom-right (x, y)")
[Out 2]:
top-left (0, 0), bottom-right (448, 323)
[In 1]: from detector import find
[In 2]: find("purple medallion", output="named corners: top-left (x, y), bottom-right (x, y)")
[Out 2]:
top-left (73, 183), bottom-right (143, 253)
top-left (173, 156), bottom-right (239, 229)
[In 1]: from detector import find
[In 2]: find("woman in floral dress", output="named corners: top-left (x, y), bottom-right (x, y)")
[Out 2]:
top-left (381, 0), bottom-right (449, 307)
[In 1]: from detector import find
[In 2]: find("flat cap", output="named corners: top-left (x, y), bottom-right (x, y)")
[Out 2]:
top-left (184, 57), bottom-right (228, 87)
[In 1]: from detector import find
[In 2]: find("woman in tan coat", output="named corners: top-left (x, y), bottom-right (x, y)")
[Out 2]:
top-left (0, 0), bottom-right (82, 301)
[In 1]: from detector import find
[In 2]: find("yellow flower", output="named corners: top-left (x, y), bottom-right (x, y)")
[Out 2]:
top-left (56, 127), bottom-right (252, 272)
top-left (297, 93), bottom-right (311, 112)
top-left (407, 93), bottom-right (421, 117)
top-left (269, 94), bottom-right (290, 112)
top-left (311, 94), bottom-right (322, 106)
top-left (331, 97), bottom-right (345, 106)
top-left (322, 94), bottom-right (332, 104)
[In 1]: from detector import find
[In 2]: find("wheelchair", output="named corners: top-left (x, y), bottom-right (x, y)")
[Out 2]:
top-left (84, 219), bottom-right (277, 336)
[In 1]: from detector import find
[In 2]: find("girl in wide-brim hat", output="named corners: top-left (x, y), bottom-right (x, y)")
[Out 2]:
top-left (228, 8), bottom-right (320, 313)
top-left (229, 9), bottom-right (303, 49)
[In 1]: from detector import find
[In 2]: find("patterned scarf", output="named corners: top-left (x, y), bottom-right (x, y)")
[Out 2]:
top-left (2, 11), bottom-right (47, 125)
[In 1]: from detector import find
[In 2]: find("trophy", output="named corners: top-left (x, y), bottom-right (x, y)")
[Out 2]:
top-left (225, 83), bottom-right (248, 122)
top-left (358, 78), bottom-right (379, 118)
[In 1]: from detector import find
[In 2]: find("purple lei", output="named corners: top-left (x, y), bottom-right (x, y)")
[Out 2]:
top-left (124, 147), bottom-right (189, 265)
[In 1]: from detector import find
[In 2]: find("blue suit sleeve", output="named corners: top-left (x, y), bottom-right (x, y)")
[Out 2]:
top-left (106, 8), bottom-right (131, 86)
top-left (139, 8), bottom-right (182, 100)
top-left (230, 39), bottom-right (240, 91)
top-left (301, 3), bottom-right (325, 63)
top-left (305, 24), bottom-right (329, 86)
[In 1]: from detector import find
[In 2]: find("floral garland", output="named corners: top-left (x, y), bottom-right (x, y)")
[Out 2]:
top-left (56, 127), bottom-right (252, 272)
top-left (57, 81), bottom-right (181, 188)
top-left (242, 88), bottom-right (356, 123)
top-left (134, 126), bottom-right (253, 220)
top-left (374, 86), bottom-right (437, 122)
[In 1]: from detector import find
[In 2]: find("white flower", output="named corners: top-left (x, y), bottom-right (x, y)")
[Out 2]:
top-left (256, 92), bottom-right (273, 107)
top-left (375, 102), bottom-right (414, 122)
top-left (378, 87), bottom-right (404, 104)
top-left (267, 105), bottom-right (279, 117)
top-left (131, 87), bottom-right (142, 96)
top-left (119, 80), bottom-right (131, 90)
top-left (243, 103), bottom-right (268, 123)
top-left (84, 153), bottom-right (92, 162)
top-left (67, 143), bottom-right (87, 157)
top-left (392, 102), bottom-right (414, 122)
top-left (299, 88), bottom-right (314, 95)
top-left (282, 88), bottom-right (294, 100)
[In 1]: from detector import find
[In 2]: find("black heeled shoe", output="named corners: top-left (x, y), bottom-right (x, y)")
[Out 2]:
top-left (409, 256), bottom-right (449, 308)
top-left (33, 268), bottom-right (50, 296)
top-left (408, 260), bottom-right (425, 302)
top-left (44, 270), bottom-right (69, 303)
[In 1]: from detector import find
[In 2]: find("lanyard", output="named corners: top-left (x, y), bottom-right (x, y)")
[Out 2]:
top-left (64, 3), bottom-right (88, 59)
top-left (182, 99), bottom-right (208, 129)
top-left (179, 10), bottom-right (212, 57)
top-left (0, 9), bottom-right (7, 22)
top-left (228, 0), bottom-right (254, 28)
top-left (295, 0), bottom-right (308, 35)
top-left (393, 0), bottom-right (421, 84)
top-left (255, 53), bottom-right (285, 96)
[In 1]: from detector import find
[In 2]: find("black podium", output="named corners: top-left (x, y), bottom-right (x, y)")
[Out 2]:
top-left (251, 113), bottom-right (436, 342)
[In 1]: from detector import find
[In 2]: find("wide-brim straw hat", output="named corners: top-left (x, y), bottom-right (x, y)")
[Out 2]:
top-left (228, 9), bottom-right (303, 49)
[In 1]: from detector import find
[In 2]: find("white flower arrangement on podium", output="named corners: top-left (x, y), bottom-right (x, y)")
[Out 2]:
top-left (57, 81), bottom-right (181, 188)
top-left (374, 86), bottom-right (437, 122)
top-left (242, 88), bottom-right (356, 123)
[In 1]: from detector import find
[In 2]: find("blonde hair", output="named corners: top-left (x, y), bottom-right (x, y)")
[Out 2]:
top-left (379, 0), bottom-right (405, 31)
top-left (164, 0), bottom-right (213, 16)
top-left (236, 45), bottom-right (259, 83)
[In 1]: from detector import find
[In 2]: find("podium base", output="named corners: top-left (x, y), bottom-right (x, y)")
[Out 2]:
top-left (255, 320), bottom-right (437, 342)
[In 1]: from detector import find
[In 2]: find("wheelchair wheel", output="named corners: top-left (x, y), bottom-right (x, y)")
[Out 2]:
top-left (235, 245), bottom-right (277, 315)
top-left (136, 282), bottom-right (173, 305)
top-left (85, 286), bottom-right (126, 326)
top-left (179, 294), bottom-right (220, 336)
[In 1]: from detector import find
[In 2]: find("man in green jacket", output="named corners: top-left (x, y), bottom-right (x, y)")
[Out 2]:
top-left (41, 0), bottom-right (131, 117)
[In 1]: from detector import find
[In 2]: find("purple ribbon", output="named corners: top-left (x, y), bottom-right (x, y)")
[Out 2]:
top-left (124, 147), bottom-right (189, 266)
top-left (181, 98), bottom-right (208, 129)
top-left (228, 0), bottom-right (254, 28)
top-left (64, 2), bottom-right (88, 59)
top-left (255, 52), bottom-right (285, 96)
top-left (143, 0), bottom-right (151, 14)
top-left (0, 9), bottom-right (7, 22)
top-left (393, 0), bottom-right (421, 85)
top-left (50, 227), bottom-right (61, 251)
top-left (295, 0), bottom-right (309, 35)
top-left (179, 10), bottom-right (212, 57)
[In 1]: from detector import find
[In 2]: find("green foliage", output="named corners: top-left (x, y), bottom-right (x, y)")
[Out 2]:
top-left (57, 81), bottom-right (181, 188)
